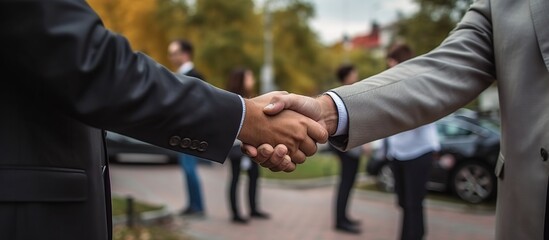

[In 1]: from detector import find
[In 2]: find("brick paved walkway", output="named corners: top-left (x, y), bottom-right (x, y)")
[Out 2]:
top-left (110, 163), bottom-right (495, 240)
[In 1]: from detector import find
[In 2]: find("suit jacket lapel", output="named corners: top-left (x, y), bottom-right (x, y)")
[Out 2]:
top-left (530, 0), bottom-right (549, 72)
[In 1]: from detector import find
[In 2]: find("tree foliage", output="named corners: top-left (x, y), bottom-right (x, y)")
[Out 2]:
top-left (393, 0), bottom-right (473, 55)
top-left (186, 0), bottom-right (262, 87)
top-left (87, 0), bottom-right (473, 95)
top-left (88, 0), bottom-right (328, 93)
top-left (88, 0), bottom-right (174, 67)
top-left (270, 1), bottom-right (326, 94)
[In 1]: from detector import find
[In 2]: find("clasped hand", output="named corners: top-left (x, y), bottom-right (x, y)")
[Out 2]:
top-left (237, 91), bottom-right (337, 172)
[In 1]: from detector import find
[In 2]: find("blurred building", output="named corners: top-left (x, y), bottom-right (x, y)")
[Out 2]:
top-left (342, 21), bottom-right (397, 58)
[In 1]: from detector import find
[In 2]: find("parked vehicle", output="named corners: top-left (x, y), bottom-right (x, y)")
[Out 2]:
top-left (366, 110), bottom-right (501, 204)
top-left (105, 131), bottom-right (180, 164)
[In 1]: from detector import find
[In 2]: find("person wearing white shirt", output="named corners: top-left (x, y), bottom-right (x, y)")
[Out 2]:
top-left (385, 44), bottom-right (441, 240)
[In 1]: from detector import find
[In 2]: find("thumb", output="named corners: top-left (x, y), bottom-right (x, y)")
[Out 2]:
top-left (263, 101), bottom-right (286, 115)
top-left (264, 94), bottom-right (322, 121)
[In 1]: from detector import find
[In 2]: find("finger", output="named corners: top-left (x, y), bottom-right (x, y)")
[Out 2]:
top-left (290, 150), bottom-right (307, 165)
top-left (299, 137), bottom-right (318, 157)
top-left (241, 144), bottom-right (258, 158)
top-left (270, 155), bottom-right (295, 172)
top-left (292, 138), bottom-right (318, 160)
top-left (268, 160), bottom-right (284, 172)
top-left (282, 155), bottom-right (297, 172)
top-left (259, 145), bottom-right (283, 169)
top-left (305, 118), bottom-right (329, 144)
top-left (253, 144), bottom-right (274, 165)
top-left (273, 144), bottom-right (289, 159)
top-left (269, 146), bottom-right (291, 171)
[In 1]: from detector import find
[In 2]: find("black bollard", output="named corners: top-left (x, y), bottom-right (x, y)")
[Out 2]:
top-left (126, 196), bottom-right (134, 228)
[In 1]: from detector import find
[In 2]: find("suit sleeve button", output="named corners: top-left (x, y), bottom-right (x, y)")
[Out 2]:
top-left (169, 136), bottom-right (181, 146)
top-left (181, 138), bottom-right (192, 148)
top-left (190, 140), bottom-right (200, 150)
top-left (198, 141), bottom-right (208, 152)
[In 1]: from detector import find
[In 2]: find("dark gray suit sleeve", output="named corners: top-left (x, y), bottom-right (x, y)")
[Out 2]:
top-left (0, 1), bottom-right (242, 163)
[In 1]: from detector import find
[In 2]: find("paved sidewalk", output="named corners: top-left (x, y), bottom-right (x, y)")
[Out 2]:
top-left (110, 163), bottom-right (495, 240)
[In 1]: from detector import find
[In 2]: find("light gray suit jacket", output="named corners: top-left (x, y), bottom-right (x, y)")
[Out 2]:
top-left (330, 0), bottom-right (549, 239)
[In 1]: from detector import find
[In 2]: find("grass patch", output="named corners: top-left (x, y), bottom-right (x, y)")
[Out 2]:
top-left (260, 153), bottom-right (339, 180)
top-left (111, 196), bottom-right (163, 216)
top-left (113, 225), bottom-right (190, 240)
top-left (111, 196), bottom-right (189, 240)
top-left (260, 153), bottom-right (368, 180)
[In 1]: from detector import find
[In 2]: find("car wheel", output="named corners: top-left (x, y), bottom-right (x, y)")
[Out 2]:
top-left (451, 161), bottom-right (496, 204)
top-left (376, 163), bottom-right (395, 193)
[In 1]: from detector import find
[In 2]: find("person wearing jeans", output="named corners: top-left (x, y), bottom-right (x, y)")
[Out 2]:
top-left (179, 154), bottom-right (205, 216)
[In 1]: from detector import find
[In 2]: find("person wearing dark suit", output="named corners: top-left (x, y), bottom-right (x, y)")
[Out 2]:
top-left (226, 68), bottom-right (270, 224)
top-left (331, 64), bottom-right (362, 234)
top-left (0, 2), bottom-right (328, 240)
top-left (168, 39), bottom-right (205, 80)
top-left (168, 39), bottom-right (207, 217)
top-left (249, 0), bottom-right (549, 238)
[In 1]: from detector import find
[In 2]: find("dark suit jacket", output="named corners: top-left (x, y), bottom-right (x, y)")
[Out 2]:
top-left (0, 1), bottom-right (242, 239)
top-left (185, 68), bottom-right (205, 82)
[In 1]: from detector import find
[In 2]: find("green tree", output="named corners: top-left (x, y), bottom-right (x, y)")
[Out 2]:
top-left (270, 0), bottom-right (327, 95)
top-left (320, 43), bottom-right (386, 91)
top-left (155, 0), bottom-right (190, 43)
top-left (184, 0), bottom-right (262, 88)
top-left (89, 0), bottom-right (334, 94)
top-left (88, 0), bottom-right (175, 67)
top-left (394, 0), bottom-right (473, 55)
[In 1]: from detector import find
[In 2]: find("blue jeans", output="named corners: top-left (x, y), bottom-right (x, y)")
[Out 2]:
top-left (179, 154), bottom-right (204, 211)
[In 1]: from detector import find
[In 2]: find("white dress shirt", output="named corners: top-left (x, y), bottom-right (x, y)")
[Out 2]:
top-left (325, 92), bottom-right (440, 160)
top-left (387, 123), bottom-right (440, 161)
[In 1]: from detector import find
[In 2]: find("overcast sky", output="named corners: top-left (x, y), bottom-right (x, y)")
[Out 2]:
top-left (308, 0), bottom-right (418, 44)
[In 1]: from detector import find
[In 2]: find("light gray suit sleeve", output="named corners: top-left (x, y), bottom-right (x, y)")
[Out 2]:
top-left (329, 0), bottom-right (496, 150)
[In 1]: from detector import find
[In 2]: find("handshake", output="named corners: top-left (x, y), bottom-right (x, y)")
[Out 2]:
top-left (237, 91), bottom-right (339, 173)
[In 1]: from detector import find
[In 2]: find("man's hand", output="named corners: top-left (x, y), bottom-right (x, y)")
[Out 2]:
top-left (237, 92), bottom-right (329, 172)
top-left (241, 93), bottom-right (340, 170)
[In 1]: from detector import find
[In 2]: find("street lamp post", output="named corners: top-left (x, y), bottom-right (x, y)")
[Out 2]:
top-left (260, 0), bottom-right (277, 94)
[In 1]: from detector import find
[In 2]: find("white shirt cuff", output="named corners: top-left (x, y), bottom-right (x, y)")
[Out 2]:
top-left (325, 91), bottom-right (349, 136)
top-left (236, 95), bottom-right (246, 138)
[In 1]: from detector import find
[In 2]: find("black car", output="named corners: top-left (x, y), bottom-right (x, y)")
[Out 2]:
top-left (105, 131), bottom-right (180, 164)
top-left (366, 110), bottom-right (501, 204)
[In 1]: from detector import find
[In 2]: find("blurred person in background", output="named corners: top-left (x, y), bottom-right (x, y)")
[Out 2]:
top-left (384, 43), bottom-right (440, 240)
top-left (331, 64), bottom-right (363, 234)
top-left (168, 39), bottom-right (207, 217)
top-left (226, 67), bottom-right (270, 224)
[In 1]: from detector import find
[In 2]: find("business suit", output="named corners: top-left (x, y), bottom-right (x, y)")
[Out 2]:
top-left (0, 2), bottom-right (242, 240)
top-left (330, 0), bottom-right (549, 239)
top-left (184, 68), bottom-right (205, 81)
